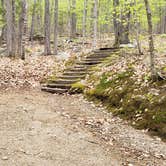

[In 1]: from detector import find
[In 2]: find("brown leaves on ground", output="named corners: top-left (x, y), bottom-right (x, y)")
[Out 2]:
top-left (0, 55), bottom-right (65, 89)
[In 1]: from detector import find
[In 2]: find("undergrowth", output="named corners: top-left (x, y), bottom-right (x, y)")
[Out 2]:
top-left (84, 60), bottom-right (166, 141)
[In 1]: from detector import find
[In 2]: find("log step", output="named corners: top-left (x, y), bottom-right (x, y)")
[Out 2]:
top-left (63, 71), bottom-right (87, 76)
top-left (59, 75), bottom-right (85, 80)
top-left (66, 68), bottom-right (87, 72)
top-left (45, 83), bottom-right (71, 89)
top-left (76, 61), bottom-right (101, 65)
top-left (41, 87), bottom-right (68, 94)
top-left (83, 58), bottom-right (104, 62)
top-left (86, 54), bottom-right (110, 59)
top-left (49, 79), bottom-right (79, 84)
top-left (74, 65), bottom-right (86, 68)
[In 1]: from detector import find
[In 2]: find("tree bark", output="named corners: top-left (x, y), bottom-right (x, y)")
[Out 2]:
top-left (82, 0), bottom-right (88, 45)
top-left (44, 0), bottom-right (51, 55)
top-left (30, 0), bottom-right (36, 44)
top-left (119, 4), bottom-right (131, 44)
top-left (69, 0), bottom-right (76, 39)
top-left (5, 0), bottom-right (13, 56)
top-left (93, 0), bottom-right (98, 48)
top-left (133, 0), bottom-right (143, 55)
top-left (11, 0), bottom-right (16, 55)
top-left (18, 0), bottom-right (27, 60)
top-left (144, 0), bottom-right (157, 79)
top-left (53, 0), bottom-right (58, 55)
top-left (0, 0), bottom-right (5, 46)
top-left (113, 0), bottom-right (120, 47)
top-left (113, 0), bottom-right (131, 46)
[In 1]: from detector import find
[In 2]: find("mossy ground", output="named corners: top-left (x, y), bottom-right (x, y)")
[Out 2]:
top-left (70, 82), bottom-right (86, 93)
top-left (84, 59), bottom-right (166, 141)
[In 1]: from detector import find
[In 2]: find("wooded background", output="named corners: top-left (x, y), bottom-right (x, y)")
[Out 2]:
top-left (0, 0), bottom-right (166, 73)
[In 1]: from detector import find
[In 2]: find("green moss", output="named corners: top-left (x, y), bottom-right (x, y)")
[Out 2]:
top-left (40, 74), bottom-right (57, 84)
top-left (85, 66), bottom-right (166, 140)
top-left (160, 34), bottom-right (166, 38)
top-left (70, 82), bottom-right (86, 93)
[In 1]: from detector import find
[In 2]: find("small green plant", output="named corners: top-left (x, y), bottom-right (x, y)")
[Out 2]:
top-left (71, 82), bottom-right (86, 93)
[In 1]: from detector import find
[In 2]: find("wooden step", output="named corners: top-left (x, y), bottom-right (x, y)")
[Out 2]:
top-left (74, 65), bottom-right (88, 69)
top-left (63, 71), bottom-right (87, 76)
top-left (41, 87), bottom-right (68, 94)
top-left (86, 54), bottom-right (110, 59)
top-left (93, 50), bottom-right (118, 55)
top-left (45, 83), bottom-right (71, 89)
top-left (93, 49), bottom-right (112, 53)
top-left (93, 49), bottom-right (117, 53)
top-left (49, 79), bottom-right (78, 84)
top-left (84, 58), bottom-right (103, 62)
top-left (59, 75), bottom-right (85, 80)
top-left (66, 68), bottom-right (87, 72)
top-left (76, 61), bottom-right (101, 65)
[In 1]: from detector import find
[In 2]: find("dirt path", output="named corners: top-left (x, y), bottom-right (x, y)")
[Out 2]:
top-left (0, 90), bottom-right (165, 166)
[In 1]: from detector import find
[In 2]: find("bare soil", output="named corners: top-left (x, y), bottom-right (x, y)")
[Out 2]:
top-left (0, 89), bottom-right (165, 166)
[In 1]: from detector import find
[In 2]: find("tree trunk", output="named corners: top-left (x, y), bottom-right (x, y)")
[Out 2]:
top-left (0, 0), bottom-right (5, 46)
top-left (44, 0), bottom-right (51, 55)
top-left (119, 6), bottom-right (131, 44)
top-left (69, 0), bottom-right (76, 39)
top-left (113, 0), bottom-right (131, 46)
top-left (144, 0), bottom-right (157, 79)
top-left (11, 0), bottom-right (16, 55)
top-left (0, 26), bottom-right (6, 46)
top-left (36, 0), bottom-right (43, 35)
top-left (133, 0), bottom-right (143, 55)
top-left (5, 0), bottom-right (13, 56)
top-left (18, 0), bottom-right (26, 60)
top-left (93, 0), bottom-right (98, 48)
top-left (113, 0), bottom-right (120, 47)
top-left (29, 0), bottom-right (36, 44)
top-left (82, 0), bottom-right (88, 45)
top-left (53, 0), bottom-right (58, 55)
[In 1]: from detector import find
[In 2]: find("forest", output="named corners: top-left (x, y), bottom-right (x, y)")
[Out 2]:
top-left (0, 0), bottom-right (166, 165)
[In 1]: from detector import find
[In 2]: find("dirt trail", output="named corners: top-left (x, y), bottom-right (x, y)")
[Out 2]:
top-left (0, 90), bottom-right (165, 166)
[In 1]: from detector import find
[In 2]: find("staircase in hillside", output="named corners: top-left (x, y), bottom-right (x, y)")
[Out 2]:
top-left (41, 48), bottom-right (118, 94)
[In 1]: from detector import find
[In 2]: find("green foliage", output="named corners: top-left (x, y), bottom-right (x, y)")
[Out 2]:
top-left (0, 0), bottom-right (166, 35)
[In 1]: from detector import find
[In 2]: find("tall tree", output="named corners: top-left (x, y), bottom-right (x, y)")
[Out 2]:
top-left (44, 0), bottom-right (51, 55)
top-left (5, 0), bottom-right (14, 56)
top-left (82, 0), bottom-right (88, 45)
top-left (93, 0), bottom-right (98, 48)
top-left (69, 0), bottom-right (76, 39)
top-left (29, 0), bottom-right (37, 44)
top-left (18, 0), bottom-right (27, 60)
top-left (0, 0), bottom-right (5, 46)
top-left (113, 0), bottom-right (131, 46)
top-left (144, 0), bottom-right (156, 79)
top-left (53, 0), bottom-right (58, 55)
top-left (113, 0), bottom-right (120, 47)
top-left (119, 2), bottom-right (131, 44)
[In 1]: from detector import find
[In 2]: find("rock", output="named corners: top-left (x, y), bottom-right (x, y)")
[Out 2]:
top-left (149, 88), bottom-right (160, 96)
top-left (155, 137), bottom-right (161, 141)
top-left (155, 153), bottom-right (164, 159)
top-left (128, 164), bottom-right (134, 166)
top-left (128, 163), bottom-right (134, 166)
top-left (2, 156), bottom-right (8, 160)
